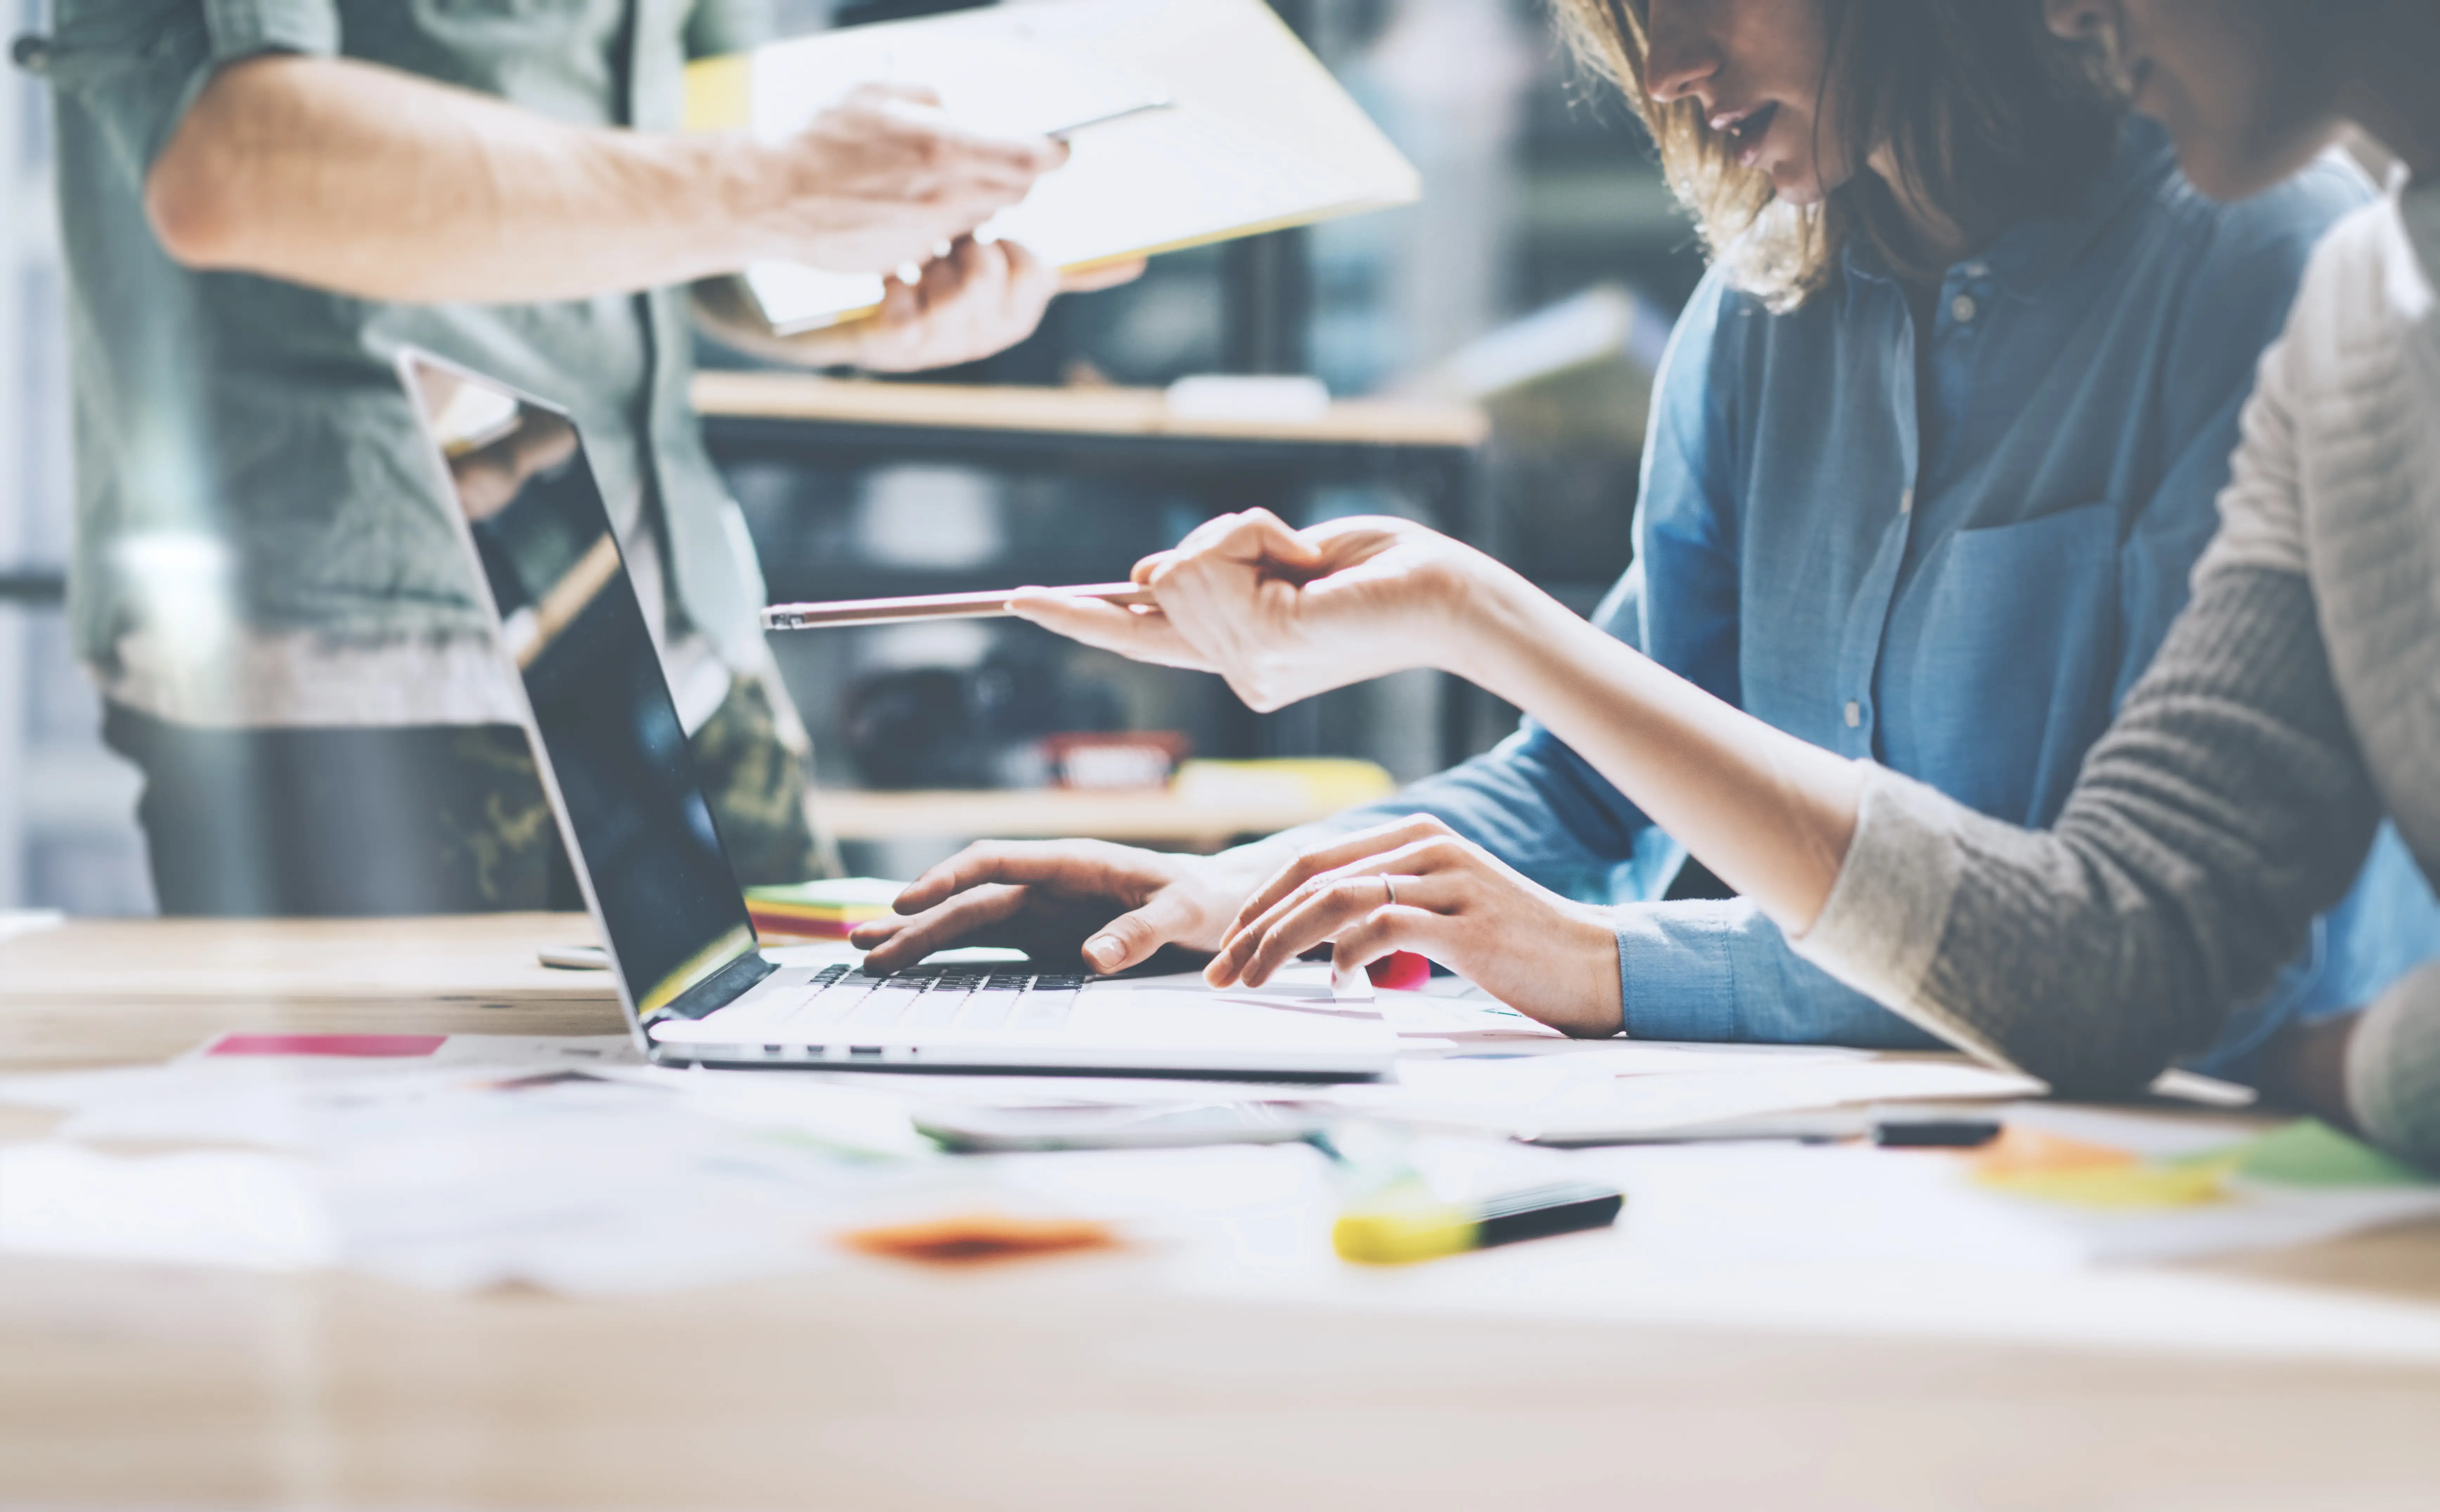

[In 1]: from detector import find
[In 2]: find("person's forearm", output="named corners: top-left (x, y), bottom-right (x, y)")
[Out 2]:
top-left (147, 55), bottom-right (780, 302)
top-left (1443, 560), bottom-right (1863, 936)
top-left (143, 55), bottom-right (772, 302)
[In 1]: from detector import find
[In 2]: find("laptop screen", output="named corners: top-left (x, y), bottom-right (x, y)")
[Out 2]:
top-left (403, 355), bottom-right (758, 1017)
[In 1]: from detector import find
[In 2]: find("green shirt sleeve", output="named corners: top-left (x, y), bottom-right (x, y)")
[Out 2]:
top-left (47, 0), bottom-right (340, 176)
top-left (685, 0), bottom-right (773, 60)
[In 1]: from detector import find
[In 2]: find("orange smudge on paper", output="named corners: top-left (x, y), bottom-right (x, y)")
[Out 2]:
top-left (839, 1212), bottom-right (1121, 1267)
top-left (1968, 1125), bottom-right (2139, 1180)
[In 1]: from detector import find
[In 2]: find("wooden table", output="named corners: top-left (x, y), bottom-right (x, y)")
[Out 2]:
top-left (7, 915), bottom-right (2440, 1510)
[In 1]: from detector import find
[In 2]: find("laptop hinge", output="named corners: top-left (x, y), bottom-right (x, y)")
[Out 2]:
top-left (648, 949), bottom-right (779, 1027)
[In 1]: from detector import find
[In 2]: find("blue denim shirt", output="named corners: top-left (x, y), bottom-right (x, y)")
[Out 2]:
top-left (1315, 123), bottom-right (2440, 1074)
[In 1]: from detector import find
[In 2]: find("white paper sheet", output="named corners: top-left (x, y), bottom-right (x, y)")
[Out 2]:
top-left (728, 0), bottom-right (1420, 330)
top-left (1155, 1137), bottom-right (2440, 1365)
top-left (0, 1144), bottom-right (337, 1273)
top-left (1508, 1060), bottom-right (2046, 1143)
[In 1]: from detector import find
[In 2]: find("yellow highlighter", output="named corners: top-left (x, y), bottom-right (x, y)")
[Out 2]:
top-left (1332, 1180), bottom-right (1625, 1266)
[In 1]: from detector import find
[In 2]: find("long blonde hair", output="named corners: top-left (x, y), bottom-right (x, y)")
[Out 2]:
top-left (1553, 0), bottom-right (2125, 310)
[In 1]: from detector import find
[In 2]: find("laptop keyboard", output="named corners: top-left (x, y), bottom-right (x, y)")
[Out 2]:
top-left (733, 962), bottom-right (1089, 1040)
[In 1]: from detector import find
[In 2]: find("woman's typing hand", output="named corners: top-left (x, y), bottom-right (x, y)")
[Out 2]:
top-left (849, 839), bottom-right (1279, 976)
top-left (1208, 815), bottom-right (1625, 1038)
top-left (1008, 510), bottom-right (1504, 710)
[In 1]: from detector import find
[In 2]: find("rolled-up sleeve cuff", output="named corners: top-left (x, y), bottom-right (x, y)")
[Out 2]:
top-left (203, 0), bottom-right (340, 59)
top-left (1614, 905), bottom-right (1738, 1041)
top-left (2345, 961), bottom-right (2440, 1171)
top-left (49, 0), bottom-right (340, 177)
top-left (1787, 763), bottom-right (1965, 1015)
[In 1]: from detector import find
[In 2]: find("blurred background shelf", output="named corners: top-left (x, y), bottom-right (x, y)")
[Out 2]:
top-left (694, 372), bottom-right (1488, 448)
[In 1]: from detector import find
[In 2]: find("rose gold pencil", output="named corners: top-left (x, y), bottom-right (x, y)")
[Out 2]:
top-left (761, 582), bottom-right (1154, 631)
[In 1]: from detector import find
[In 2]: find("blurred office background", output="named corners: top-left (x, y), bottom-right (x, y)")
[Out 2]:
top-left (0, 0), bottom-right (1704, 910)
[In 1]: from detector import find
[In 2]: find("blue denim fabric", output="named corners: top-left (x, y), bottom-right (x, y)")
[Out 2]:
top-left (1310, 122), bottom-right (2440, 1070)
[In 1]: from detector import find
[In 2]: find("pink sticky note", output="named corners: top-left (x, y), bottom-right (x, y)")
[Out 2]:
top-left (1365, 951), bottom-right (1432, 992)
top-left (207, 1033), bottom-right (447, 1058)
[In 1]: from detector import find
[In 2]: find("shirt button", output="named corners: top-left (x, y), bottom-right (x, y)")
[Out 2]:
top-left (1844, 701), bottom-right (1863, 729)
top-left (1963, 261), bottom-right (1989, 279)
top-left (1951, 294), bottom-right (1978, 324)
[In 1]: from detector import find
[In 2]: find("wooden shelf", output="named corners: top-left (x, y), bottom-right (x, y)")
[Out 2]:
top-left (816, 787), bottom-right (1340, 847)
top-left (694, 371), bottom-right (1486, 450)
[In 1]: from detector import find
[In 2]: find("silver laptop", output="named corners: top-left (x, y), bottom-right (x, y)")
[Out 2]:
top-left (399, 349), bottom-right (1394, 1079)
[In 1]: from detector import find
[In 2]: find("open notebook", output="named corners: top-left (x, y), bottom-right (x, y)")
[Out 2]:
top-left (685, 0), bottom-right (1422, 334)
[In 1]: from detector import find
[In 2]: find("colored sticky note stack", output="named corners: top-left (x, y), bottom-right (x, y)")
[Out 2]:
top-left (1967, 1119), bottom-right (2433, 1210)
top-left (742, 877), bottom-right (909, 941)
top-left (1968, 1126), bottom-right (2229, 1209)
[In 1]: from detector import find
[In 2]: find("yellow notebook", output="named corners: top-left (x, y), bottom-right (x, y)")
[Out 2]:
top-left (687, 0), bottom-right (1422, 334)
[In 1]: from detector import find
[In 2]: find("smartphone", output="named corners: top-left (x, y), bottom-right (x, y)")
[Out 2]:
top-left (915, 1100), bottom-right (1328, 1154)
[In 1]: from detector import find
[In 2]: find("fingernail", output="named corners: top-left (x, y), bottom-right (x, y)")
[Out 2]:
top-left (1084, 936), bottom-right (1122, 970)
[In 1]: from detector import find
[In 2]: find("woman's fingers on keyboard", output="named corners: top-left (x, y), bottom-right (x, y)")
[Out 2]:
top-left (857, 883), bottom-right (1030, 969)
top-left (895, 839), bottom-right (1134, 912)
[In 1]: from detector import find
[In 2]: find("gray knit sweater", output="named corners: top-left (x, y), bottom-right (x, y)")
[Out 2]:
top-left (1794, 182), bottom-right (2440, 1164)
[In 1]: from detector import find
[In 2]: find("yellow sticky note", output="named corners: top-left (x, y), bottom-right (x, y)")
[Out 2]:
top-left (683, 54), bottom-right (753, 133)
top-left (1973, 1161), bottom-right (2231, 1209)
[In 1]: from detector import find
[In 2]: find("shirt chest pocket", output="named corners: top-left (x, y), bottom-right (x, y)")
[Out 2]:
top-left (1882, 499), bottom-right (2122, 825)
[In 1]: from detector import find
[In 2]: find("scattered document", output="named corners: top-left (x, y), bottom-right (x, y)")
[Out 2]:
top-left (0, 1144), bottom-right (337, 1274)
top-left (1509, 1059), bottom-right (2045, 1145)
top-left (0, 1033), bottom-right (644, 1148)
top-left (1375, 988), bottom-right (1570, 1041)
top-left (1176, 1139), bottom-right (2440, 1366)
top-left (9, 1022), bottom-right (2440, 1324)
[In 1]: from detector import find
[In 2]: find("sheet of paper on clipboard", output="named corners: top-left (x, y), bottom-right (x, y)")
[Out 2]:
top-left (685, 0), bottom-right (1422, 334)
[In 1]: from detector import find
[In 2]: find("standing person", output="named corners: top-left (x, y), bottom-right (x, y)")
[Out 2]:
top-left (34, 0), bottom-right (1132, 914)
top-left (855, 0), bottom-right (2434, 1087)
top-left (1001, 1), bottom-right (2440, 1162)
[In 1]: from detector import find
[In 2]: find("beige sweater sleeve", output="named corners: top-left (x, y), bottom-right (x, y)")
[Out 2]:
top-left (1792, 562), bottom-right (2384, 1098)
top-left (1794, 188), bottom-right (2440, 1158)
